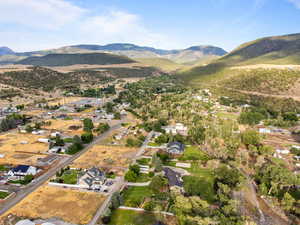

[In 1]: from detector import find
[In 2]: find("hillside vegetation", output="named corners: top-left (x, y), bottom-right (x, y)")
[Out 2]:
top-left (220, 33), bottom-right (300, 65)
top-left (0, 66), bottom-right (162, 91)
top-left (179, 33), bottom-right (300, 94)
top-left (16, 53), bottom-right (135, 66)
top-left (136, 58), bottom-right (183, 72)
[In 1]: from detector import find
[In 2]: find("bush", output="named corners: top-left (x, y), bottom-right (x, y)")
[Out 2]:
top-left (83, 118), bottom-right (94, 132)
top-left (239, 111), bottom-right (265, 125)
top-left (96, 123), bottom-right (110, 134)
top-left (126, 138), bottom-right (142, 147)
top-left (66, 142), bottom-right (83, 155)
top-left (124, 170), bottom-right (138, 182)
top-left (282, 112), bottom-right (298, 122)
top-left (81, 132), bottom-right (94, 144)
top-left (241, 130), bottom-right (261, 147)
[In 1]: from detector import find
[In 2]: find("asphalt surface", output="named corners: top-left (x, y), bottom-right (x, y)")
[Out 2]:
top-left (0, 121), bottom-right (124, 216)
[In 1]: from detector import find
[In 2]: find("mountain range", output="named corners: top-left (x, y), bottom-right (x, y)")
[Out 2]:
top-left (0, 43), bottom-right (227, 65)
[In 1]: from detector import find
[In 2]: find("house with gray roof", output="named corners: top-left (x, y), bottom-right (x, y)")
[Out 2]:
top-left (78, 167), bottom-right (106, 190)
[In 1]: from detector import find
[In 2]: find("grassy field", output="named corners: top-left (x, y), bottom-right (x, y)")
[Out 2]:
top-left (179, 146), bottom-right (210, 161)
top-left (0, 191), bottom-right (10, 199)
top-left (108, 209), bottom-right (158, 225)
top-left (186, 163), bottom-right (215, 203)
top-left (71, 145), bottom-right (138, 175)
top-left (59, 169), bottom-right (79, 184)
top-left (122, 186), bottom-right (153, 207)
top-left (2, 185), bottom-right (105, 224)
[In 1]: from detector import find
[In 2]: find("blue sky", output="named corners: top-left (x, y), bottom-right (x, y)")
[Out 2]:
top-left (1, 0), bottom-right (300, 52)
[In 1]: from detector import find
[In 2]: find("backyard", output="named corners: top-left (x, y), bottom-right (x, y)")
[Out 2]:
top-left (108, 209), bottom-right (159, 225)
top-left (122, 186), bottom-right (153, 207)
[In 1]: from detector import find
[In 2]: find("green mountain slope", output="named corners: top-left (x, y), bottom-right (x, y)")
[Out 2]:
top-left (136, 58), bottom-right (183, 72)
top-left (179, 33), bottom-right (300, 86)
top-left (220, 33), bottom-right (300, 65)
top-left (16, 53), bottom-right (135, 66)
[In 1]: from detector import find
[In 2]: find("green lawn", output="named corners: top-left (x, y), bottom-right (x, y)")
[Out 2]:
top-left (108, 209), bottom-right (158, 225)
top-left (136, 158), bottom-right (151, 165)
top-left (179, 146), bottom-right (210, 161)
top-left (185, 163), bottom-right (216, 203)
top-left (0, 191), bottom-right (10, 199)
top-left (60, 169), bottom-right (78, 184)
top-left (63, 137), bottom-right (74, 143)
top-left (122, 186), bottom-right (153, 207)
top-left (148, 142), bottom-right (160, 147)
top-left (0, 165), bottom-right (9, 172)
top-left (135, 173), bottom-right (151, 183)
top-left (216, 112), bottom-right (239, 120)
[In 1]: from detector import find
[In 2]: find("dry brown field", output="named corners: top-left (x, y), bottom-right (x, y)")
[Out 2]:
top-left (0, 132), bottom-right (49, 165)
top-left (1, 185), bottom-right (105, 224)
top-left (71, 145), bottom-right (138, 175)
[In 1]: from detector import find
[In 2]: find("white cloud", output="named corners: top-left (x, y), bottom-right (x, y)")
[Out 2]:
top-left (287, 0), bottom-right (300, 8)
top-left (0, 0), bottom-right (180, 51)
top-left (0, 0), bottom-right (86, 29)
top-left (79, 10), bottom-right (177, 49)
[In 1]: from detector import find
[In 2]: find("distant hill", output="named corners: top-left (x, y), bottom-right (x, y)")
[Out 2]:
top-left (0, 43), bottom-right (227, 65)
top-left (16, 53), bottom-right (135, 66)
top-left (70, 44), bottom-right (227, 63)
top-left (220, 33), bottom-right (300, 65)
top-left (0, 47), bottom-right (14, 56)
top-left (136, 58), bottom-right (183, 72)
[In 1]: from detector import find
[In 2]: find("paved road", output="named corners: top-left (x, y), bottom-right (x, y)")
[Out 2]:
top-left (88, 131), bottom-right (154, 225)
top-left (0, 120), bottom-right (124, 216)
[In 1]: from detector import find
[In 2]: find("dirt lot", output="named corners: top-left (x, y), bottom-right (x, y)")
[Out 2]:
top-left (42, 119), bottom-right (84, 136)
top-left (1, 185), bottom-right (105, 224)
top-left (71, 145), bottom-right (138, 175)
top-left (0, 132), bottom-right (49, 165)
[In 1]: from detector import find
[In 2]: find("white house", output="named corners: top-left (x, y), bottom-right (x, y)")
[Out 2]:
top-left (276, 149), bottom-right (290, 154)
top-left (51, 132), bottom-right (61, 138)
top-left (78, 167), bottom-right (106, 190)
top-left (259, 128), bottom-right (271, 134)
top-left (48, 146), bottom-right (65, 154)
top-left (8, 165), bottom-right (37, 178)
top-left (32, 130), bottom-right (46, 135)
top-left (38, 138), bottom-right (51, 144)
top-left (162, 123), bottom-right (188, 136)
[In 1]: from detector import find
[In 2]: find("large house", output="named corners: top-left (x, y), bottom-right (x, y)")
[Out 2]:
top-left (166, 142), bottom-right (185, 155)
top-left (8, 165), bottom-right (37, 178)
top-left (78, 167), bottom-right (106, 190)
top-left (163, 167), bottom-right (183, 189)
top-left (162, 123), bottom-right (188, 136)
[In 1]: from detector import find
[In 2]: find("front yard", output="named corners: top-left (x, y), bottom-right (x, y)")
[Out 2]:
top-left (0, 191), bottom-right (10, 199)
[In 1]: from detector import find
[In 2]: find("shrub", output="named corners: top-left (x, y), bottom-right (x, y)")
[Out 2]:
top-left (81, 132), bottom-right (94, 144)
